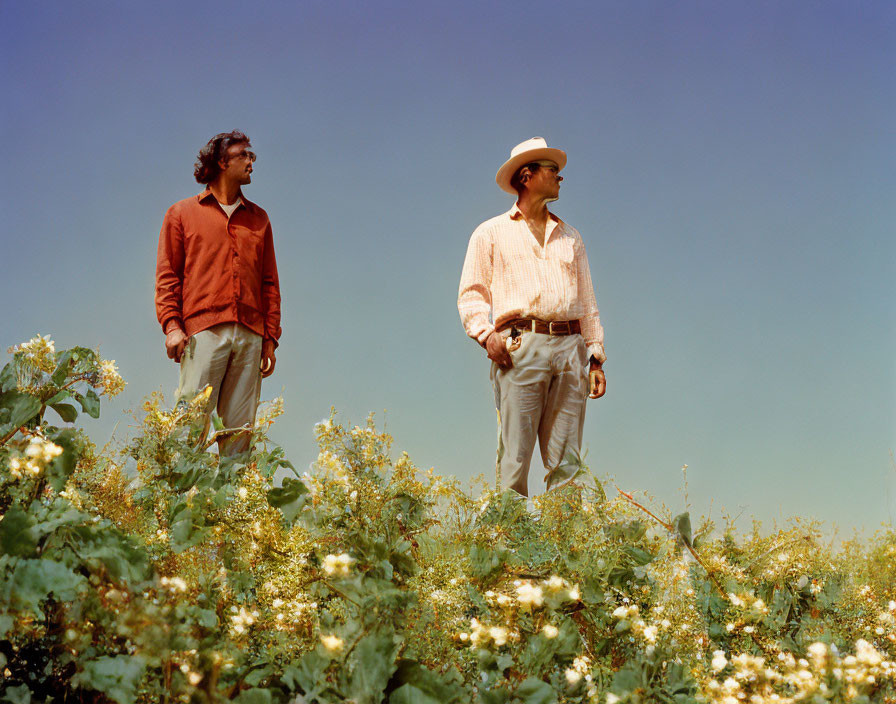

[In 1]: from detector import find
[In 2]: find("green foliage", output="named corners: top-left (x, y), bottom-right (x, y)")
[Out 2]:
top-left (1, 339), bottom-right (895, 704)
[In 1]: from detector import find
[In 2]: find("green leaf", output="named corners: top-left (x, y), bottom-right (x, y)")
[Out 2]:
top-left (611, 662), bottom-right (646, 694)
top-left (234, 689), bottom-right (272, 704)
top-left (77, 388), bottom-right (101, 419)
top-left (478, 688), bottom-right (511, 704)
top-left (347, 629), bottom-right (400, 704)
top-left (46, 390), bottom-right (72, 406)
top-left (673, 512), bottom-right (692, 548)
top-left (0, 684), bottom-right (32, 704)
top-left (387, 660), bottom-right (467, 704)
top-left (10, 559), bottom-right (86, 614)
top-left (282, 650), bottom-right (329, 700)
top-left (624, 545), bottom-right (655, 566)
top-left (68, 525), bottom-right (151, 583)
top-left (50, 402), bottom-right (78, 423)
top-left (0, 361), bottom-right (18, 393)
top-left (44, 427), bottom-right (82, 491)
top-left (516, 678), bottom-right (556, 704)
top-left (0, 505), bottom-right (40, 557)
top-left (49, 351), bottom-right (74, 387)
top-left (469, 544), bottom-right (510, 582)
top-left (73, 655), bottom-right (145, 704)
top-left (390, 685), bottom-right (441, 704)
top-left (0, 391), bottom-right (42, 436)
top-left (266, 477), bottom-right (309, 525)
top-left (0, 612), bottom-right (14, 639)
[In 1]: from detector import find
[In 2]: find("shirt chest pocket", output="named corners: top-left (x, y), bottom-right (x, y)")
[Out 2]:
top-left (549, 237), bottom-right (577, 273)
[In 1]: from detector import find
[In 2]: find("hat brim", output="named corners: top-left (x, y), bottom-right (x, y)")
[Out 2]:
top-left (495, 147), bottom-right (567, 195)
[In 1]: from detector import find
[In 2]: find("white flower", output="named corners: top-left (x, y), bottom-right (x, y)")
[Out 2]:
top-left (489, 626), bottom-right (508, 646)
top-left (516, 582), bottom-right (544, 609)
top-left (238, 487), bottom-right (248, 499)
top-left (565, 668), bottom-right (582, 686)
top-left (544, 575), bottom-right (566, 590)
top-left (320, 634), bottom-right (343, 652)
top-left (613, 606), bottom-right (628, 619)
top-left (855, 639), bottom-right (882, 667)
top-left (323, 553), bottom-right (354, 577)
top-left (712, 650), bottom-right (728, 672)
top-left (542, 624), bottom-right (559, 639)
top-left (642, 625), bottom-right (658, 643)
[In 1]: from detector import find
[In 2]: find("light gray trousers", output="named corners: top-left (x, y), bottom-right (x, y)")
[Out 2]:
top-left (177, 322), bottom-right (263, 457)
top-left (491, 331), bottom-right (589, 496)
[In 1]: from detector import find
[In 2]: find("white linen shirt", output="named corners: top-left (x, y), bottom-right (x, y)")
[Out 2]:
top-left (458, 203), bottom-right (606, 363)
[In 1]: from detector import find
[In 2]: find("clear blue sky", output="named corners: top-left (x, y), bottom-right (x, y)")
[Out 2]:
top-left (2, 1), bottom-right (894, 534)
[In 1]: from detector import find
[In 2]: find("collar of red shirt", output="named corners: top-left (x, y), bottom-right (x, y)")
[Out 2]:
top-left (197, 188), bottom-right (258, 213)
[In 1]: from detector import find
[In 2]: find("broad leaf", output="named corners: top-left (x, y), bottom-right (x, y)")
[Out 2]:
top-left (0, 505), bottom-right (39, 557)
top-left (266, 477), bottom-right (309, 525)
top-left (347, 628), bottom-right (400, 704)
top-left (50, 402), bottom-right (78, 423)
top-left (9, 559), bottom-right (86, 613)
top-left (73, 655), bottom-right (145, 704)
top-left (516, 678), bottom-right (556, 704)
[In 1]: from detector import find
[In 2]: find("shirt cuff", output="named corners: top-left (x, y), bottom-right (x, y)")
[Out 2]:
top-left (587, 343), bottom-right (606, 365)
top-left (474, 324), bottom-right (495, 347)
top-left (163, 318), bottom-right (184, 335)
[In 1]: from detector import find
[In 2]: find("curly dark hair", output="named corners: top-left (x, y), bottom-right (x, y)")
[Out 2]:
top-left (193, 130), bottom-right (251, 184)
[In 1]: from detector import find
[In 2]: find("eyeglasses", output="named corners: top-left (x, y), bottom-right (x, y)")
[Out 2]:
top-left (230, 149), bottom-right (256, 163)
top-left (224, 149), bottom-right (256, 163)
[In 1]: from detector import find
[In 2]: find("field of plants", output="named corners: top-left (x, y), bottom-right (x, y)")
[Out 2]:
top-left (1, 336), bottom-right (894, 703)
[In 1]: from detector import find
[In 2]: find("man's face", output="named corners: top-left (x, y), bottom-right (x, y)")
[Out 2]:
top-left (525, 160), bottom-right (563, 201)
top-left (220, 142), bottom-right (255, 185)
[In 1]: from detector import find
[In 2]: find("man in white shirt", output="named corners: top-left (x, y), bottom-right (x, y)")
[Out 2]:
top-left (458, 137), bottom-right (606, 496)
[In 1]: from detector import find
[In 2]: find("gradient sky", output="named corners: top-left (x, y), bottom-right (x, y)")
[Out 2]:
top-left (2, 1), bottom-right (894, 535)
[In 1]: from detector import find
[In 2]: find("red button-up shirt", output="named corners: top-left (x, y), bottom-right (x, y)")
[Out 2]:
top-left (155, 189), bottom-right (282, 345)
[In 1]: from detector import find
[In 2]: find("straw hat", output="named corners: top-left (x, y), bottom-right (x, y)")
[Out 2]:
top-left (495, 137), bottom-right (567, 195)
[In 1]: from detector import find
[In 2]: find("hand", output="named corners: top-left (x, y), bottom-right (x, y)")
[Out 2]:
top-left (589, 363), bottom-right (606, 399)
top-left (260, 339), bottom-right (276, 378)
top-left (485, 331), bottom-right (514, 370)
top-left (165, 328), bottom-right (188, 363)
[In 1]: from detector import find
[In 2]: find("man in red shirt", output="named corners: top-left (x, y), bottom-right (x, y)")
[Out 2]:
top-left (155, 130), bottom-right (281, 457)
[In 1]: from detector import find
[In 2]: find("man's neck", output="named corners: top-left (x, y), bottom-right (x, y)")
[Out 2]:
top-left (515, 193), bottom-right (552, 229)
top-left (208, 178), bottom-right (242, 206)
top-left (516, 194), bottom-right (555, 246)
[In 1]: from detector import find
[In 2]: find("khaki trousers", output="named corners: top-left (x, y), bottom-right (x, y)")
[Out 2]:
top-left (491, 331), bottom-right (589, 496)
top-left (177, 322), bottom-right (262, 457)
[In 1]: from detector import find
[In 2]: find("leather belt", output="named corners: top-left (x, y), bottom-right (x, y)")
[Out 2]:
top-left (497, 318), bottom-right (581, 336)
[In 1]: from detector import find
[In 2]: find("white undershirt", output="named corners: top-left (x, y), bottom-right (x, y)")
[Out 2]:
top-left (218, 198), bottom-right (241, 218)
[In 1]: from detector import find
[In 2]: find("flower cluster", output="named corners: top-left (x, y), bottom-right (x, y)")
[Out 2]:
top-left (459, 617), bottom-right (518, 649)
top-left (98, 358), bottom-right (126, 396)
top-left (322, 553), bottom-right (355, 577)
top-left (8, 334), bottom-right (56, 372)
top-left (229, 605), bottom-right (258, 635)
top-left (703, 640), bottom-right (896, 703)
top-left (160, 576), bottom-right (189, 593)
top-left (7, 435), bottom-right (63, 479)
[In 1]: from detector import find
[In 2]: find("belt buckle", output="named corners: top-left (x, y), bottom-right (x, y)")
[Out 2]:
top-left (548, 321), bottom-right (566, 335)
